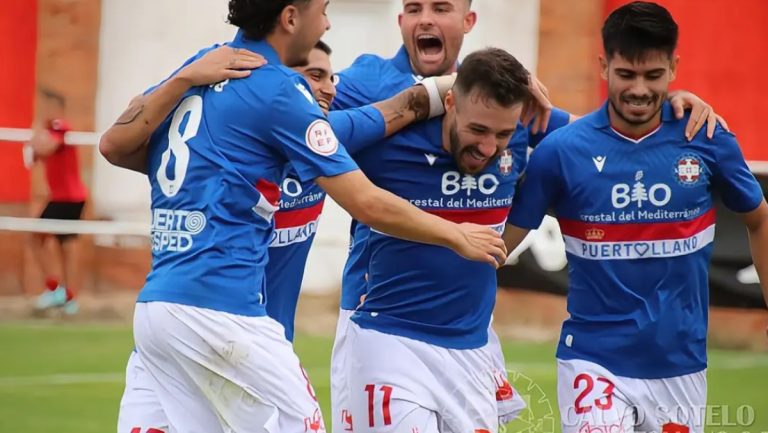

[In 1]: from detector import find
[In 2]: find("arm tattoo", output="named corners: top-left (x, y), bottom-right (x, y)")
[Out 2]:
top-left (114, 101), bottom-right (146, 126)
top-left (382, 87), bottom-right (430, 128)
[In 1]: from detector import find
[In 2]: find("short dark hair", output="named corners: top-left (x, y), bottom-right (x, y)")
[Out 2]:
top-left (314, 40), bottom-right (332, 55)
top-left (602, 1), bottom-right (678, 62)
top-left (227, 0), bottom-right (311, 40)
top-left (454, 48), bottom-right (530, 108)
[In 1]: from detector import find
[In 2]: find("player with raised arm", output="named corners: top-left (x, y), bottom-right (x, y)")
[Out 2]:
top-left (101, 1), bottom-right (506, 432)
top-left (504, 3), bottom-right (768, 432)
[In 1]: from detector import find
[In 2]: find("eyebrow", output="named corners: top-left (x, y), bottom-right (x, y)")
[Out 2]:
top-left (615, 68), bottom-right (666, 74)
top-left (305, 67), bottom-right (331, 76)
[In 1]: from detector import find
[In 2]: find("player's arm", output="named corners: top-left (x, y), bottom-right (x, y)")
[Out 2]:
top-left (668, 90), bottom-right (728, 140)
top-left (27, 124), bottom-right (59, 160)
top-left (99, 46), bottom-right (265, 173)
top-left (741, 201), bottom-right (768, 307)
top-left (505, 135), bottom-right (564, 251)
top-left (709, 127), bottom-right (767, 304)
top-left (315, 171), bottom-right (507, 267)
top-left (331, 76), bottom-right (453, 154)
top-left (272, 77), bottom-right (506, 267)
top-left (502, 224), bottom-right (531, 253)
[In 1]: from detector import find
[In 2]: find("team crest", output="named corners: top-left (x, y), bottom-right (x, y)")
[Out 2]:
top-left (498, 149), bottom-right (514, 176)
top-left (674, 153), bottom-right (706, 187)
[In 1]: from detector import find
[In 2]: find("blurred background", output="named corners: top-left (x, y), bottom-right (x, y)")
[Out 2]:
top-left (0, 0), bottom-right (766, 432)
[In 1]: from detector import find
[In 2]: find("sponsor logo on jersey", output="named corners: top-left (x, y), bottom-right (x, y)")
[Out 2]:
top-left (305, 119), bottom-right (339, 156)
top-left (612, 170), bottom-right (672, 209)
top-left (674, 153), bottom-right (705, 187)
top-left (498, 149), bottom-right (514, 176)
top-left (151, 208), bottom-right (207, 253)
top-left (442, 171), bottom-right (500, 196)
top-left (425, 153), bottom-right (438, 166)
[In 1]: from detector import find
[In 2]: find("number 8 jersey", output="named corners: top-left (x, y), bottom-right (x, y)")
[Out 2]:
top-left (138, 32), bottom-right (358, 317)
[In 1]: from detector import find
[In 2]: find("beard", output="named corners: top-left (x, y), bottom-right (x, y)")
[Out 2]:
top-left (449, 123), bottom-right (500, 175)
top-left (608, 91), bottom-right (665, 126)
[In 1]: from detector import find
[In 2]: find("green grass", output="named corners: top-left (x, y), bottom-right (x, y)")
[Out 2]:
top-left (0, 323), bottom-right (766, 433)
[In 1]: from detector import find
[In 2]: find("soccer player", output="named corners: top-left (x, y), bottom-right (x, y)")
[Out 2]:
top-left (504, 3), bottom-right (768, 433)
top-left (338, 47), bottom-right (559, 433)
top-left (100, 1), bottom-right (507, 432)
top-left (27, 88), bottom-right (87, 315)
top-left (329, 0), bottom-right (726, 428)
top-left (110, 40), bottom-right (450, 433)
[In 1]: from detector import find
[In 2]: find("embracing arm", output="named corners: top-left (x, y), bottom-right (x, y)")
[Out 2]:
top-left (316, 170), bottom-right (507, 268)
top-left (742, 200), bottom-right (768, 307)
top-left (99, 46), bottom-right (265, 173)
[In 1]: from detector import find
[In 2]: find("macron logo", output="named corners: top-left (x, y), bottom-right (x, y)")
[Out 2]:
top-left (592, 156), bottom-right (606, 173)
top-left (425, 153), bottom-right (437, 166)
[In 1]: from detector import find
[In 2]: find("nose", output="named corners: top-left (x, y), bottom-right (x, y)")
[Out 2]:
top-left (417, 9), bottom-right (436, 27)
top-left (626, 78), bottom-right (651, 98)
top-left (477, 135), bottom-right (497, 158)
top-left (325, 15), bottom-right (331, 31)
top-left (322, 79), bottom-right (336, 100)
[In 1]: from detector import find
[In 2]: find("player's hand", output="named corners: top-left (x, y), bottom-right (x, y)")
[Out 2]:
top-left (176, 46), bottom-right (267, 87)
top-left (454, 223), bottom-right (508, 268)
top-left (668, 90), bottom-right (730, 141)
top-left (418, 73), bottom-right (456, 118)
top-left (521, 75), bottom-right (553, 135)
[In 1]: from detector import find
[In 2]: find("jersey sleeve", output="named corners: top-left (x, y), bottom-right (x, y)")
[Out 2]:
top-left (328, 106), bottom-right (386, 155)
top-left (507, 137), bottom-right (564, 229)
top-left (331, 55), bottom-right (382, 110)
top-left (143, 44), bottom-right (222, 95)
top-left (709, 127), bottom-right (764, 213)
top-left (528, 107), bottom-right (571, 148)
top-left (269, 74), bottom-right (359, 183)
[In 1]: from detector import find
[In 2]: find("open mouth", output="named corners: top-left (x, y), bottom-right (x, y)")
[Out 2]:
top-left (317, 99), bottom-right (330, 112)
top-left (416, 34), bottom-right (444, 60)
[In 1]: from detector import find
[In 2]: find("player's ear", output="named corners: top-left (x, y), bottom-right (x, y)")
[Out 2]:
top-left (281, 4), bottom-right (299, 34)
top-left (599, 55), bottom-right (608, 81)
top-left (463, 11), bottom-right (477, 33)
top-left (444, 89), bottom-right (456, 113)
top-left (669, 55), bottom-right (679, 82)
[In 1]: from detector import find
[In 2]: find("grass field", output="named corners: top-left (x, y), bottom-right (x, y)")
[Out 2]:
top-left (0, 322), bottom-right (766, 433)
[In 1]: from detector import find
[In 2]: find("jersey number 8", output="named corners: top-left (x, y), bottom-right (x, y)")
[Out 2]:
top-left (157, 95), bottom-right (203, 197)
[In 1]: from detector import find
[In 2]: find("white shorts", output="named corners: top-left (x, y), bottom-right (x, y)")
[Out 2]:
top-left (557, 358), bottom-right (707, 433)
top-left (331, 311), bottom-right (525, 432)
top-left (118, 351), bottom-right (169, 433)
top-left (344, 322), bottom-right (498, 433)
top-left (126, 302), bottom-right (325, 433)
top-left (330, 308), bottom-right (355, 433)
top-left (486, 320), bottom-right (527, 424)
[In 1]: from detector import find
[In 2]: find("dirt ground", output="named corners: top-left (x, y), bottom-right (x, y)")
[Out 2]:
top-left (2, 287), bottom-right (766, 351)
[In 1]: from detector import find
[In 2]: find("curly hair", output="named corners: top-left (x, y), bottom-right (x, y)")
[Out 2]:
top-left (227, 0), bottom-right (311, 40)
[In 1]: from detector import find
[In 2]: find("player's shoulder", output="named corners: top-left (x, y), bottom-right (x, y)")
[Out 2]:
top-left (344, 52), bottom-right (391, 74)
top-left (335, 52), bottom-right (394, 90)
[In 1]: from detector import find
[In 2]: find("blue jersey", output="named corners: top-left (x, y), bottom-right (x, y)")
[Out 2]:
top-left (138, 32), bottom-right (358, 317)
top-left (266, 107), bottom-right (385, 341)
top-left (508, 102), bottom-right (763, 378)
top-left (333, 46), bottom-right (571, 310)
top-left (333, 47), bottom-right (423, 310)
top-left (349, 110), bottom-right (568, 349)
